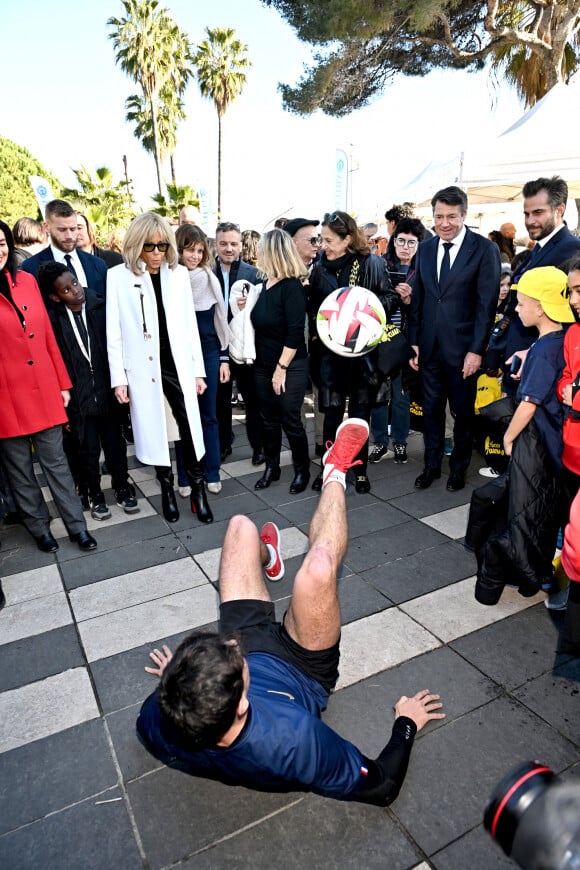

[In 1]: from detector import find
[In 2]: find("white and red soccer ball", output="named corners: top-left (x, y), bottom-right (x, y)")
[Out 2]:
top-left (316, 286), bottom-right (386, 358)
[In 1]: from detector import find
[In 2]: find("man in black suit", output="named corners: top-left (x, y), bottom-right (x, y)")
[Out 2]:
top-left (212, 221), bottom-right (262, 463)
top-left (20, 200), bottom-right (107, 297)
top-left (409, 186), bottom-right (501, 491)
top-left (504, 176), bottom-right (580, 384)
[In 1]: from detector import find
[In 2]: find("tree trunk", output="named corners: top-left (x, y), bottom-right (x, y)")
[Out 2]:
top-left (170, 154), bottom-right (176, 187)
top-left (217, 111), bottom-right (222, 222)
top-left (149, 95), bottom-right (164, 197)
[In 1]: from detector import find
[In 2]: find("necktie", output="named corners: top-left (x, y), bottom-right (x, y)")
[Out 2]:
top-left (73, 310), bottom-right (89, 353)
top-left (527, 243), bottom-right (541, 266)
top-left (64, 254), bottom-right (78, 279)
top-left (439, 242), bottom-right (453, 286)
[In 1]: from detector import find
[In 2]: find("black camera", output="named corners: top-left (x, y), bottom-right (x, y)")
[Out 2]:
top-left (484, 761), bottom-right (580, 868)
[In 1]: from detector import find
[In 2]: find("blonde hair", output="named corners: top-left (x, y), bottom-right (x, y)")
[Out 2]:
top-left (259, 229), bottom-right (308, 281)
top-left (122, 212), bottom-right (178, 275)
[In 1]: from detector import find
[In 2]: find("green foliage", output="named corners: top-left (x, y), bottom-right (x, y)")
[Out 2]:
top-left (0, 137), bottom-right (61, 227)
top-left (61, 165), bottom-right (136, 243)
top-left (262, 0), bottom-right (580, 115)
top-left (150, 183), bottom-right (199, 221)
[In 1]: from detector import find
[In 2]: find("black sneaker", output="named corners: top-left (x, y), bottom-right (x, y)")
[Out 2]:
top-left (393, 443), bottom-right (408, 464)
top-left (115, 484), bottom-right (140, 514)
top-left (368, 443), bottom-right (391, 463)
top-left (89, 492), bottom-right (111, 521)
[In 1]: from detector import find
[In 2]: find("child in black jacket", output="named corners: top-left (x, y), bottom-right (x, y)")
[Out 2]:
top-left (38, 262), bottom-right (139, 520)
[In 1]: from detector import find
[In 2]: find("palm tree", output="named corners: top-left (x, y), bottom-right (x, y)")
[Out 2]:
top-left (61, 165), bottom-right (135, 240)
top-left (125, 86), bottom-right (186, 185)
top-left (194, 27), bottom-right (250, 219)
top-left (108, 0), bottom-right (193, 195)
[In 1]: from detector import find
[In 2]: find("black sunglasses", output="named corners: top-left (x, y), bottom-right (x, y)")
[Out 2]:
top-left (142, 242), bottom-right (170, 253)
top-left (323, 212), bottom-right (346, 227)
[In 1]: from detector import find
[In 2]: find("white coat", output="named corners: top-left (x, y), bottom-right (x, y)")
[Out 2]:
top-left (106, 261), bottom-right (206, 467)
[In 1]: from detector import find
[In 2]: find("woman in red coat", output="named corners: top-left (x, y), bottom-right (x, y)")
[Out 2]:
top-left (0, 220), bottom-right (96, 555)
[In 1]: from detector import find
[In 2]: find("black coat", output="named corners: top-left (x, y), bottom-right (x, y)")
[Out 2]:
top-left (466, 398), bottom-right (560, 605)
top-left (309, 252), bottom-right (398, 408)
top-left (48, 289), bottom-right (114, 439)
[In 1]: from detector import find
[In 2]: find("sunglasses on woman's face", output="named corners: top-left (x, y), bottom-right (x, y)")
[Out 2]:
top-left (142, 242), bottom-right (170, 253)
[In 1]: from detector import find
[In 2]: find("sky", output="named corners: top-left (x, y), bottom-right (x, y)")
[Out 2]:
top-left (2, 0), bottom-right (526, 231)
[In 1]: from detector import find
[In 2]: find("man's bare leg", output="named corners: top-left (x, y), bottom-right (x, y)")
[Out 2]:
top-left (218, 515), bottom-right (271, 604)
top-left (284, 481), bottom-right (347, 650)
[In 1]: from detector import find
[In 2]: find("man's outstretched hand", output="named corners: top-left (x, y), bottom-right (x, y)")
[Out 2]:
top-left (145, 645), bottom-right (173, 678)
top-left (395, 690), bottom-right (445, 731)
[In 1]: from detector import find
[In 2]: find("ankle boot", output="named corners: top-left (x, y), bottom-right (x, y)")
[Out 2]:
top-left (190, 479), bottom-right (214, 524)
top-left (254, 466), bottom-right (281, 490)
top-left (158, 472), bottom-right (179, 523)
top-left (290, 466), bottom-right (310, 494)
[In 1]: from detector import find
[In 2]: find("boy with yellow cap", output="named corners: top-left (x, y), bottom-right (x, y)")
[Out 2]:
top-left (503, 266), bottom-right (575, 469)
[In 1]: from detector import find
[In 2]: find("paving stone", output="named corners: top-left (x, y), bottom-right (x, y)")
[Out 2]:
top-left (0, 625), bottom-right (84, 693)
top-left (0, 591), bottom-right (72, 646)
top-left (390, 485), bottom-right (473, 520)
top-left (346, 502), bottom-right (411, 538)
top-left (158, 490), bottom-right (266, 533)
top-left (0, 535), bottom-right (57, 576)
top-left (513, 654), bottom-right (580, 746)
top-left (337, 573), bottom-right (393, 624)
top-left (421, 503), bottom-right (470, 539)
top-left (0, 720), bottom-right (118, 834)
top-left (60, 533), bottom-right (186, 589)
top-left (360, 541), bottom-right (477, 604)
top-left (430, 824), bottom-right (515, 869)
top-left (451, 602), bottom-right (569, 690)
top-left (389, 696), bottom-right (578, 856)
top-left (0, 788), bottom-right (142, 870)
top-left (106, 703), bottom-right (162, 782)
top-left (344, 520), bottom-right (448, 573)
top-left (325, 646), bottom-right (500, 758)
top-left (55, 515), bottom-right (169, 562)
top-left (0, 563), bottom-right (62, 605)
top-left (128, 765), bottom-right (298, 868)
top-left (178, 793), bottom-right (422, 870)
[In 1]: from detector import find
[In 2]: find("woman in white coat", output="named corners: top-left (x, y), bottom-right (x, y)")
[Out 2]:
top-left (107, 213), bottom-right (213, 524)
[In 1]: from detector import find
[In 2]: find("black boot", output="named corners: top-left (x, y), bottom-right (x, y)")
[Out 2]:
top-left (190, 478), bottom-right (213, 524)
top-left (255, 466), bottom-right (281, 490)
top-left (290, 466), bottom-right (310, 494)
top-left (158, 471), bottom-right (179, 523)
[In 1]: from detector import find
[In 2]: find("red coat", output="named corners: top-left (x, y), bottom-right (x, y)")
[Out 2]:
top-left (0, 270), bottom-right (72, 438)
top-left (557, 323), bottom-right (580, 475)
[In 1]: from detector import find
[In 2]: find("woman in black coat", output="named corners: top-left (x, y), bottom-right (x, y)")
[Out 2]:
top-left (309, 211), bottom-right (397, 492)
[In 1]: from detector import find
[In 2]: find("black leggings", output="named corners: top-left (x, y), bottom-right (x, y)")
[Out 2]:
top-left (155, 365), bottom-right (203, 484)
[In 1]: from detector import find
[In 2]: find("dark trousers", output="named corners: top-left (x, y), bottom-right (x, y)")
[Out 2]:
top-left (323, 401), bottom-right (372, 475)
top-left (156, 366), bottom-right (203, 483)
top-left (218, 360), bottom-right (263, 454)
top-left (63, 411), bottom-right (129, 496)
top-left (0, 425), bottom-right (86, 536)
top-left (254, 359), bottom-right (309, 471)
top-left (421, 349), bottom-right (478, 472)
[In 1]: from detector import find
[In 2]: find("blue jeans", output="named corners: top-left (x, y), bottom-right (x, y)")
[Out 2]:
top-left (175, 344), bottom-right (221, 485)
top-left (370, 372), bottom-right (410, 446)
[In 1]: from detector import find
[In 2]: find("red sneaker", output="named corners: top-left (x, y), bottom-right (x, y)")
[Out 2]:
top-left (322, 418), bottom-right (369, 487)
top-left (260, 522), bottom-right (285, 581)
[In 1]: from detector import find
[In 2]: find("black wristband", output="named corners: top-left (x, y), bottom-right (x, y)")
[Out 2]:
top-left (277, 362), bottom-right (288, 370)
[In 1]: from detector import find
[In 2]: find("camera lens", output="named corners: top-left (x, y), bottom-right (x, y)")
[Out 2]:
top-left (484, 761), bottom-right (555, 855)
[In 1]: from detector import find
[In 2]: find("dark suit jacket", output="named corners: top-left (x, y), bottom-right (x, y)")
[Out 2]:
top-left (213, 257), bottom-right (259, 322)
top-left (409, 227), bottom-right (501, 368)
top-left (529, 225), bottom-right (580, 270)
top-left (20, 246), bottom-right (107, 297)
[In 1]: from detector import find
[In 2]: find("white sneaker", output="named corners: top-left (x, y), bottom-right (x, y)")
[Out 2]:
top-left (479, 467), bottom-right (499, 478)
top-left (178, 486), bottom-right (191, 498)
top-left (207, 482), bottom-right (222, 494)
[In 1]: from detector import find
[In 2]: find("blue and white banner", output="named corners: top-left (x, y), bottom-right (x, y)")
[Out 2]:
top-left (198, 187), bottom-right (212, 235)
top-left (29, 176), bottom-right (54, 217)
top-left (334, 149), bottom-right (348, 212)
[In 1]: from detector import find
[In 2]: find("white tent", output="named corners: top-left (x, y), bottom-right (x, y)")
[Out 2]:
top-left (395, 76), bottom-right (580, 207)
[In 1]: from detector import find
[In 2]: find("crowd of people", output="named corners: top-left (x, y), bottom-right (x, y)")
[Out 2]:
top-left (0, 175), bottom-right (579, 801)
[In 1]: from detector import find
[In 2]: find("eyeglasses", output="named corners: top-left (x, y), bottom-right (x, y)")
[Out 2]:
top-left (308, 237), bottom-right (320, 246)
top-left (142, 242), bottom-right (170, 253)
top-left (395, 238), bottom-right (418, 249)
